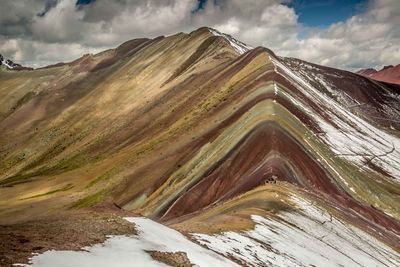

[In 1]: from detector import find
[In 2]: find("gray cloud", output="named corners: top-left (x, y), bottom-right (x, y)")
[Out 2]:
top-left (0, 0), bottom-right (399, 70)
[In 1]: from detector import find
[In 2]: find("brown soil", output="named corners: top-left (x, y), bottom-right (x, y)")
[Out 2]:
top-left (0, 203), bottom-right (137, 267)
top-left (148, 250), bottom-right (193, 267)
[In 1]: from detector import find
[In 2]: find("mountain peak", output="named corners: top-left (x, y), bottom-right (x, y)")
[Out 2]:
top-left (206, 28), bottom-right (253, 55)
top-left (357, 64), bottom-right (400, 84)
top-left (191, 27), bottom-right (253, 55)
top-left (0, 53), bottom-right (16, 69)
top-left (381, 65), bottom-right (394, 71)
top-left (0, 53), bottom-right (32, 70)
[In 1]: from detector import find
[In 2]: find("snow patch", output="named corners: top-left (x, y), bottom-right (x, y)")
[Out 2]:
top-left (208, 28), bottom-right (252, 55)
top-left (0, 54), bottom-right (18, 69)
top-left (193, 197), bottom-right (400, 267)
top-left (274, 83), bottom-right (278, 95)
top-left (22, 217), bottom-right (237, 267)
top-left (271, 57), bottom-right (400, 180)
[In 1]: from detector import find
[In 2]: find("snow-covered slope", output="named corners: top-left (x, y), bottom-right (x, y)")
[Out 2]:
top-left (0, 53), bottom-right (26, 69)
top-left (273, 56), bottom-right (400, 181)
top-left (193, 196), bottom-right (400, 267)
top-left (208, 28), bottom-right (253, 55)
top-left (23, 217), bottom-right (237, 267)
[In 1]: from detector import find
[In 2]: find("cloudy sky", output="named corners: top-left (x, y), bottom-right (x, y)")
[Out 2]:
top-left (1, 0), bottom-right (399, 70)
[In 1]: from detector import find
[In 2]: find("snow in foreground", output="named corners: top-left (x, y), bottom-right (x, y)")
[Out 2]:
top-left (193, 197), bottom-right (400, 267)
top-left (20, 202), bottom-right (400, 267)
top-left (22, 217), bottom-right (237, 267)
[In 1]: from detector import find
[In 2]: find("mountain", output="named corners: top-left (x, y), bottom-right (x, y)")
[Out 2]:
top-left (0, 54), bottom-right (18, 69)
top-left (0, 54), bottom-right (32, 71)
top-left (357, 64), bottom-right (400, 84)
top-left (1, 28), bottom-right (399, 266)
top-left (356, 67), bottom-right (378, 76)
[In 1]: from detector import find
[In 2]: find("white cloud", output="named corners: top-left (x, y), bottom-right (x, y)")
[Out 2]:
top-left (32, 0), bottom-right (86, 43)
top-left (290, 0), bottom-right (400, 69)
top-left (0, 0), bottom-right (399, 70)
top-left (0, 37), bottom-right (103, 68)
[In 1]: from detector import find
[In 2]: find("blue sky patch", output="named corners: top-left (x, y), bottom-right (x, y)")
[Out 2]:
top-left (193, 0), bottom-right (220, 13)
top-left (76, 0), bottom-right (96, 6)
top-left (196, 0), bottom-right (208, 11)
top-left (288, 0), bottom-right (367, 28)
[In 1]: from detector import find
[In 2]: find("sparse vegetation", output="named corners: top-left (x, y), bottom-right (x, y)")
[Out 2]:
top-left (72, 189), bottom-right (108, 209)
top-left (20, 183), bottom-right (74, 200)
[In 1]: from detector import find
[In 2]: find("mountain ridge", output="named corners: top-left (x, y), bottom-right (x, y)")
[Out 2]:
top-left (0, 54), bottom-right (32, 70)
top-left (357, 64), bottom-right (400, 84)
top-left (0, 27), bottom-right (399, 266)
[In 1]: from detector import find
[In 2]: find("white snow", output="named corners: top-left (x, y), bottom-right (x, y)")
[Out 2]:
top-left (24, 208), bottom-right (399, 267)
top-left (22, 217), bottom-right (238, 267)
top-left (270, 56), bottom-right (400, 180)
top-left (208, 28), bottom-right (252, 55)
top-left (269, 55), bottom-right (278, 71)
top-left (1, 55), bottom-right (15, 69)
top-left (193, 197), bottom-right (400, 267)
top-left (3, 60), bottom-right (14, 69)
top-left (274, 82), bottom-right (278, 96)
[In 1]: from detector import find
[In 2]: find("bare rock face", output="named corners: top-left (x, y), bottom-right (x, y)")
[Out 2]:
top-left (0, 27), bottom-right (399, 266)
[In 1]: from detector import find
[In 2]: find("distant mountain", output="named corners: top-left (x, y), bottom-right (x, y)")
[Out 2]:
top-left (356, 67), bottom-right (377, 76)
top-left (0, 54), bottom-right (17, 69)
top-left (0, 54), bottom-right (32, 70)
top-left (1, 27), bottom-right (399, 266)
top-left (357, 64), bottom-right (400, 84)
